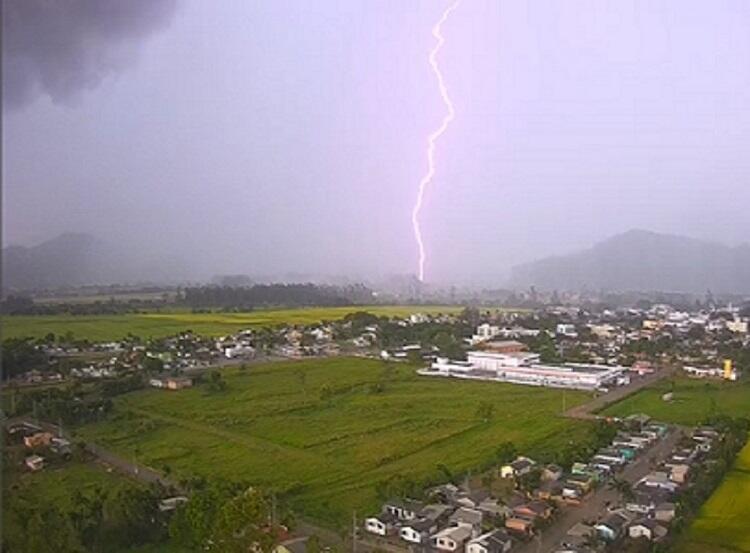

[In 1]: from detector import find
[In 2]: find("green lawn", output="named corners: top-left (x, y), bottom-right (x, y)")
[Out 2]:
top-left (77, 357), bottom-right (590, 527)
top-left (3, 305), bottom-right (468, 341)
top-left (600, 377), bottom-right (750, 426)
top-left (675, 437), bottom-right (750, 553)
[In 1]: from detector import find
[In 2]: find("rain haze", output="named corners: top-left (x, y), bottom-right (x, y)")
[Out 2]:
top-left (3, 0), bottom-right (750, 286)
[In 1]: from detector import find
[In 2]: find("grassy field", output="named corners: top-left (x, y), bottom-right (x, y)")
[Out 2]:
top-left (77, 357), bottom-right (590, 527)
top-left (675, 437), bottom-right (750, 553)
top-left (600, 377), bottom-right (750, 426)
top-left (2, 305), bottom-right (469, 341)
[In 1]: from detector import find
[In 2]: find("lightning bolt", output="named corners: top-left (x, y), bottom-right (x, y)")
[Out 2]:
top-left (412, 0), bottom-right (460, 282)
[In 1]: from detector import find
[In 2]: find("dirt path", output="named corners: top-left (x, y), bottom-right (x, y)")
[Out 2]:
top-left (564, 369), bottom-right (672, 420)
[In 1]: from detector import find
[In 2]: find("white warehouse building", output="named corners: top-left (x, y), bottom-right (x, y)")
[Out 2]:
top-left (426, 351), bottom-right (628, 391)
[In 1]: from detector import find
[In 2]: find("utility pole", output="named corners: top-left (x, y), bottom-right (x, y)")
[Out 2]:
top-left (352, 510), bottom-right (357, 553)
top-left (272, 492), bottom-right (277, 527)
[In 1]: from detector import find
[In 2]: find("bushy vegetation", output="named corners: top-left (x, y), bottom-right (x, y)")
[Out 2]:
top-left (1, 462), bottom-right (170, 553)
top-left (674, 417), bottom-right (750, 553)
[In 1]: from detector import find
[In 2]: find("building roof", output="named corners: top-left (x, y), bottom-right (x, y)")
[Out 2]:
top-left (449, 507), bottom-right (483, 526)
top-left (433, 523), bottom-right (473, 542)
top-left (469, 529), bottom-right (512, 553)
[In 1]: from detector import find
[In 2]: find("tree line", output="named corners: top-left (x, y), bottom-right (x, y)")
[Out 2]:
top-left (181, 283), bottom-right (373, 310)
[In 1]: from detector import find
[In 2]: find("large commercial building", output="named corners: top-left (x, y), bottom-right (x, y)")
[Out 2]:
top-left (424, 350), bottom-right (628, 391)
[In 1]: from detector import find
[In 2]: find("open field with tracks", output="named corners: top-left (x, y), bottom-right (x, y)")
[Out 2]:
top-left (77, 357), bottom-right (590, 527)
top-left (3, 305), bottom-right (471, 341)
top-left (600, 377), bottom-right (750, 426)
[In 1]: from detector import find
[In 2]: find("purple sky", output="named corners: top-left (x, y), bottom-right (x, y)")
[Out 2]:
top-left (3, 0), bottom-right (750, 284)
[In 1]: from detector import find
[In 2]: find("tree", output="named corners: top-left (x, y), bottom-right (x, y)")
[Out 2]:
top-left (306, 535), bottom-right (322, 553)
top-left (143, 356), bottom-right (164, 373)
top-left (170, 480), bottom-right (238, 549)
top-left (25, 506), bottom-right (83, 553)
top-left (495, 442), bottom-right (517, 464)
top-left (103, 486), bottom-right (164, 548)
top-left (407, 350), bottom-right (423, 365)
top-left (608, 477), bottom-right (635, 502)
top-left (207, 370), bottom-right (228, 392)
top-left (209, 488), bottom-right (276, 553)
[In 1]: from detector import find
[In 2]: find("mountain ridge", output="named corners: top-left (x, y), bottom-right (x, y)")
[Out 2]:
top-left (509, 229), bottom-right (750, 294)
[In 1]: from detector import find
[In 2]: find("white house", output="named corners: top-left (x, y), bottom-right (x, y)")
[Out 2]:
top-left (364, 514), bottom-right (396, 536)
top-left (556, 324), bottom-right (578, 338)
top-left (431, 523), bottom-right (473, 552)
top-left (628, 519), bottom-right (667, 541)
top-left (383, 499), bottom-right (424, 521)
top-left (471, 324), bottom-right (501, 345)
top-left (501, 457), bottom-right (536, 479)
top-left (399, 519), bottom-right (436, 544)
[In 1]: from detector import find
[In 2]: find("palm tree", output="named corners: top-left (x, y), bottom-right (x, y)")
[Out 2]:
top-left (607, 477), bottom-right (635, 502)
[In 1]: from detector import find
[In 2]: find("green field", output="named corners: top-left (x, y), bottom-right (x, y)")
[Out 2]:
top-left (675, 437), bottom-right (750, 553)
top-left (2, 305), bottom-right (467, 342)
top-left (77, 357), bottom-right (590, 526)
top-left (600, 377), bottom-right (750, 426)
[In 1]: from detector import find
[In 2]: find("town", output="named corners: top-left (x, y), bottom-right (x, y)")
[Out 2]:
top-left (3, 298), bottom-right (749, 552)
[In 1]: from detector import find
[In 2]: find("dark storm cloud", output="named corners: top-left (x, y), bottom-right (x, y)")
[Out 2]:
top-left (2, 0), bottom-right (178, 110)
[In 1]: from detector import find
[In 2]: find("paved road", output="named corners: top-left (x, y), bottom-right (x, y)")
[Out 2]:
top-left (515, 427), bottom-right (683, 553)
top-left (564, 369), bottom-right (672, 420)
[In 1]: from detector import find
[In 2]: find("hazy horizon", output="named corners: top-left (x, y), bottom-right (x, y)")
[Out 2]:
top-left (4, 0), bottom-right (750, 285)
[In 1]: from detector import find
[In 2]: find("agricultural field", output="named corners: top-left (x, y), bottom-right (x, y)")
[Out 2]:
top-left (600, 377), bottom-right (750, 426)
top-left (76, 357), bottom-right (590, 527)
top-left (675, 437), bottom-right (750, 553)
top-left (3, 305), bottom-right (469, 342)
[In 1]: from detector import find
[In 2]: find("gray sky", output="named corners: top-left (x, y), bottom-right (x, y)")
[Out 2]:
top-left (4, 0), bottom-right (750, 284)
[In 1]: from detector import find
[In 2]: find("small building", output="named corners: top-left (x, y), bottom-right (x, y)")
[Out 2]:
top-left (628, 519), bottom-right (667, 541)
top-left (165, 377), bottom-right (193, 390)
top-left (24, 432), bottom-right (54, 449)
top-left (159, 496), bottom-right (189, 512)
top-left (399, 518), bottom-right (437, 544)
top-left (514, 501), bottom-right (552, 520)
top-left (25, 454), bottom-right (45, 471)
top-left (501, 456), bottom-right (536, 479)
top-left (595, 512), bottom-right (630, 542)
top-left (364, 513), bottom-right (397, 536)
top-left (465, 529), bottom-right (513, 553)
top-left (383, 499), bottom-right (424, 521)
top-left (448, 507), bottom-right (483, 530)
top-left (505, 516), bottom-right (534, 535)
top-left (670, 464), bottom-right (690, 484)
top-left (431, 523), bottom-right (473, 552)
top-left (542, 464), bottom-right (564, 481)
top-left (50, 437), bottom-right (72, 456)
top-left (639, 472), bottom-right (678, 492)
top-left (654, 502), bottom-right (676, 523)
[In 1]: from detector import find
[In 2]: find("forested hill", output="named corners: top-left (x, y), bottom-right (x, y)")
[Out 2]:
top-left (509, 229), bottom-right (750, 294)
